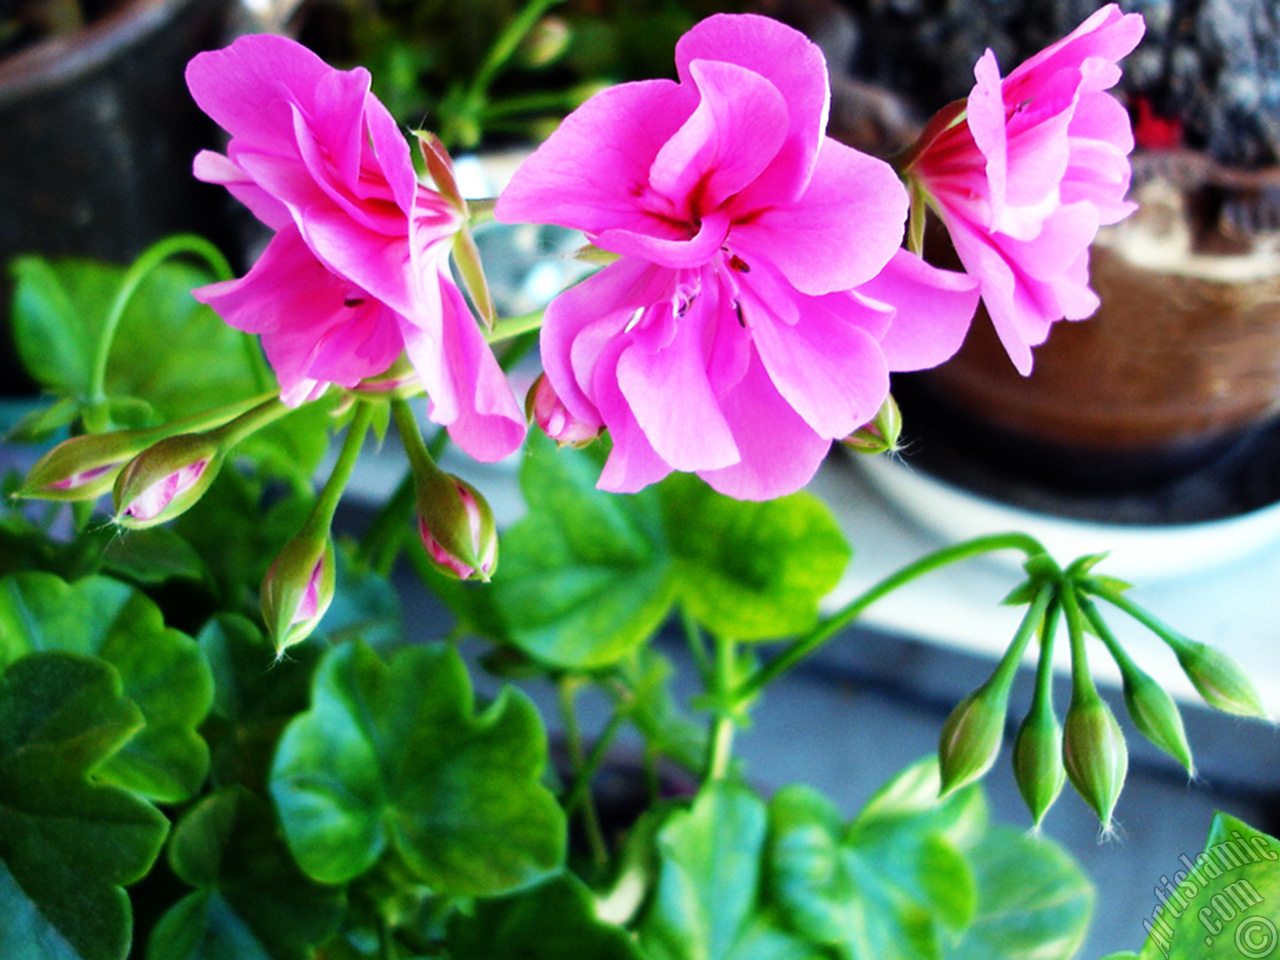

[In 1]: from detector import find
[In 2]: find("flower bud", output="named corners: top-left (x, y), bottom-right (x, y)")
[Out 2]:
top-left (840, 393), bottom-right (902, 455)
top-left (1121, 666), bottom-right (1193, 772)
top-left (1062, 695), bottom-right (1128, 828)
top-left (937, 682), bottom-right (1007, 796)
top-left (112, 434), bottom-right (222, 529)
top-left (262, 534), bottom-right (336, 653)
top-left (416, 475), bottom-right (497, 581)
top-left (517, 16), bottom-right (570, 68)
top-left (1174, 640), bottom-right (1268, 719)
top-left (18, 430), bottom-right (150, 502)
top-left (1012, 703), bottom-right (1066, 827)
top-left (526, 374), bottom-right (601, 448)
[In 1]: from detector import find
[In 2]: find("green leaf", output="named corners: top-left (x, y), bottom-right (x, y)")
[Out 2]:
top-left (767, 783), bottom-right (975, 960)
top-left (269, 640), bottom-right (565, 894)
top-left (147, 786), bottom-right (345, 960)
top-left (0, 572), bottom-right (213, 802)
top-left (637, 781), bottom-right (825, 960)
top-left (10, 255), bottom-right (260, 424)
top-left (487, 432), bottom-right (677, 668)
top-left (102, 527), bottom-right (208, 586)
top-left (662, 474), bottom-right (850, 642)
top-left (1130, 813), bottom-right (1280, 960)
top-left (196, 615), bottom-right (324, 792)
top-left (615, 649), bottom-right (706, 772)
top-left (942, 826), bottom-right (1092, 960)
top-left (449, 873), bottom-right (644, 960)
top-left (0, 652), bottom-right (168, 960)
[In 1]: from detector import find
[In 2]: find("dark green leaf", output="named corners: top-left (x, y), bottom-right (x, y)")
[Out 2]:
top-left (449, 873), bottom-right (643, 960)
top-left (196, 615), bottom-right (323, 792)
top-left (661, 474), bottom-right (850, 642)
top-left (487, 432), bottom-right (676, 668)
top-left (0, 572), bottom-right (213, 802)
top-left (637, 781), bottom-right (824, 960)
top-left (0, 652), bottom-right (168, 960)
top-left (147, 787), bottom-right (345, 960)
top-left (102, 527), bottom-right (208, 586)
top-left (269, 640), bottom-right (565, 894)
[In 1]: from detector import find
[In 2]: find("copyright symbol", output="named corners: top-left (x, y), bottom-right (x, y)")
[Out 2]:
top-left (1237, 917), bottom-right (1278, 958)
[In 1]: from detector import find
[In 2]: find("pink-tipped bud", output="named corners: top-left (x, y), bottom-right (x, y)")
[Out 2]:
top-left (112, 434), bottom-right (222, 529)
top-left (841, 393), bottom-right (902, 456)
top-left (417, 476), bottom-right (498, 581)
top-left (18, 431), bottom-right (152, 502)
top-left (262, 534), bottom-right (336, 653)
top-left (526, 374), bottom-right (601, 448)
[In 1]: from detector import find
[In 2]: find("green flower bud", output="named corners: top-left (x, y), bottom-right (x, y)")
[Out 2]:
top-left (18, 430), bottom-right (151, 502)
top-left (1174, 640), bottom-right (1269, 719)
top-left (1012, 702), bottom-right (1066, 827)
top-left (841, 393), bottom-right (902, 455)
top-left (1063, 694), bottom-right (1128, 828)
top-left (938, 682), bottom-right (1007, 796)
top-left (111, 433), bottom-right (222, 529)
top-left (262, 534), bottom-right (336, 654)
top-left (416, 474), bottom-right (498, 582)
top-left (1121, 666), bottom-right (1193, 772)
top-left (517, 15), bottom-right (570, 68)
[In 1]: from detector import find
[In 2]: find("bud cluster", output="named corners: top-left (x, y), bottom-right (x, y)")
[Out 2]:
top-left (937, 556), bottom-right (1269, 829)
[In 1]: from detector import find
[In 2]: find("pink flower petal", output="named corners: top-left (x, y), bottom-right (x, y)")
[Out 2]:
top-left (853, 249), bottom-right (981, 372)
top-left (495, 79), bottom-right (693, 235)
top-left (731, 138), bottom-right (907, 295)
top-left (676, 13), bottom-right (829, 202)
top-left (697, 354), bottom-right (831, 501)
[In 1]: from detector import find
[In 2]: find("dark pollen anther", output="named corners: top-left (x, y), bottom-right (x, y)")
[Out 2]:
top-left (344, 297), bottom-right (366, 308)
top-left (728, 254), bottom-right (751, 273)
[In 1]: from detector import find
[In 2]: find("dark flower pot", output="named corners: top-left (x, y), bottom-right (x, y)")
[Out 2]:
top-left (0, 0), bottom-right (235, 395)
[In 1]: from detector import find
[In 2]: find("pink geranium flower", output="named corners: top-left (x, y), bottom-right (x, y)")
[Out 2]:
top-left (497, 13), bottom-right (978, 500)
top-left (185, 35), bottom-right (524, 461)
top-left (906, 4), bottom-right (1145, 374)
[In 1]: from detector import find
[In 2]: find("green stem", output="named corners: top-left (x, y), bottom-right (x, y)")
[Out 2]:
top-left (360, 470), bottom-right (416, 575)
top-left (736, 532), bottom-right (1047, 702)
top-left (989, 583), bottom-right (1056, 694)
top-left (210, 396), bottom-right (294, 449)
top-left (1060, 583), bottom-right (1099, 703)
top-left (481, 87), bottom-right (592, 121)
top-left (706, 635), bottom-right (737, 781)
top-left (390, 399), bottom-right (446, 483)
top-left (308, 402), bottom-right (374, 533)
top-left (1082, 578), bottom-right (1193, 656)
top-left (468, 0), bottom-right (565, 98)
top-left (1033, 595), bottom-right (1062, 708)
top-left (563, 708), bottom-right (628, 817)
top-left (88, 234), bottom-right (235, 409)
top-left (486, 309), bottom-right (545, 344)
top-left (558, 678), bottom-right (608, 867)
top-left (681, 606), bottom-right (711, 687)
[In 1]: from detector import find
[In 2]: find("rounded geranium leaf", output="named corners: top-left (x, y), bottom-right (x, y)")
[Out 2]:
top-left (660, 474), bottom-right (850, 641)
top-left (0, 652), bottom-right (168, 960)
top-left (147, 786), bottom-right (345, 960)
top-left (269, 640), bottom-right (565, 894)
top-left (0, 572), bottom-right (213, 802)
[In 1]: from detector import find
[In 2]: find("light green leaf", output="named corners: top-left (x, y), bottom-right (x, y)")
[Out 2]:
top-left (269, 640), bottom-right (565, 894)
top-left (449, 873), bottom-right (644, 960)
top-left (942, 826), bottom-right (1092, 960)
top-left (662, 474), bottom-right (850, 642)
top-left (147, 786), bottom-right (345, 960)
top-left (487, 432), bottom-right (677, 668)
top-left (10, 256), bottom-right (259, 424)
top-left (1130, 813), bottom-right (1280, 960)
top-left (767, 783), bottom-right (974, 960)
top-left (637, 781), bottom-right (826, 960)
top-left (0, 572), bottom-right (213, 802)
top-left (0, 652), bottom-right (168, 960)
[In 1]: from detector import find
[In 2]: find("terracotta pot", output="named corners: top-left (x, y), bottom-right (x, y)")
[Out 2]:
top-left (0, 0), bottom-right (235, 394)
top-left (897, 150), bottom-right (1280, 499)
